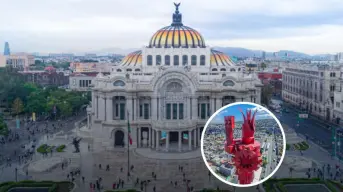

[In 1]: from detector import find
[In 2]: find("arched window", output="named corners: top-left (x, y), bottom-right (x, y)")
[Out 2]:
top-left (113, 80), bottom-right (125, 86)
top-left (165, 55), bottom-right (170, 65)
top-left (212, 68), bottom-right (218, 71)
top-left (182, 55), bottom-right (188, 65)
top-left (134, 68), bottom-right (140, 72)
top-left (174, 55), bottom-right (179, 66)
top-left (147, 55), bottom-right (153, 65)
top-left (220, 68), bottom-right (226, 71)
top-left (191, 55), bottom-right (197, 65)
top-left (223, 80), bottom-right (235, 86)
top-left (200, 55), bottom-right (205, 66)
top-left (156, 55), bottom-right (161, 65)
top-left (117, 69), bottom-right (122, 72)
top-left (126, 68), bottom-right (132, 72)
top-left (230, 68), bottom-right (236, 72)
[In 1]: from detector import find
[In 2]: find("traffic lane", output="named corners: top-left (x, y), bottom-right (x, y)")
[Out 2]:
top-left (277, 111), bottom-right (332, 147)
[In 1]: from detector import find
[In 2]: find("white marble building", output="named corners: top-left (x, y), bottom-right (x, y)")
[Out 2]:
top-left (282, 64), bottom-right (342, 121)
top-left (87, 4), bottom-right (262, 152)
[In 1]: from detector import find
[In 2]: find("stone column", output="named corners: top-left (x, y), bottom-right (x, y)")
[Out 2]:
top-left (156, 130), bottom-right (160, 150)
top-left (216, 97), bottom-right (222, 111)
top-left (151, 97), bottom-right (157, 120)
top-left (99, 96), bottom-right (106, 121)
top-left (187, 97), bottom-right (191, 119)
top-left (152, 129), bottom-right (155, 149)
top-left (166, 131), bottom-right (170, 151)
top-left (178, 131), bottom-right (182, 152)
top-left (133, 97), bottom-right (137, 121)
top-left (126, 96), bottom-right (133, 121)
top-left (191, 96), bottom-right (198, 119)
top-left (199, 129), bottom-right (202, 145)
top-left (193, 129), bottom-right (197, 147)
top-left (106, 96), bottom-right (113, 121)
top-left (95, 95), bottom-right (99, 119)
top-left (137, 127), bottom-right (141, 148)
top-left (188, 130), bottom-right (192, 150)
top-left (87, 114), bottom-right (90, 129)
top-left (149, 128), bottom-right (152, 147)
top-left (210, 97), bottom-right (215, 115)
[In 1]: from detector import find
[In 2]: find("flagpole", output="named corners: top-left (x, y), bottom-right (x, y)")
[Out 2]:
top-left (127, 111), bottom-right (130, 182)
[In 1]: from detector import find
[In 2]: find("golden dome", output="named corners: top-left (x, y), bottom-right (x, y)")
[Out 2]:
top-left (148, 3), bottom-right (205, 48)
top-left (121, 50), bottom-right (142, 67)
top-left (210, 49), bottom-right (236, 66)
top-left (149, 26), bottom-right (205, 48)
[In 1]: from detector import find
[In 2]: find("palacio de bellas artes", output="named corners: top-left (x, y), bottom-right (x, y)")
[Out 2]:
top-left (86, 3), bottom-right (262, 154)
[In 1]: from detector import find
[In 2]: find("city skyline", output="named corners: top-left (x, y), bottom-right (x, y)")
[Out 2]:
top-left (210, 104), bottom-right (273, 124)
top-left (1, 0), bottom-right (343, 54)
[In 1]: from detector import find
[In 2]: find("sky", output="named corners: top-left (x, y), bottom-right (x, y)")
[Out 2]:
top-left (1, 0), bottom-right (343, 54)
top-left (210, 104), bottom-right (273, 124)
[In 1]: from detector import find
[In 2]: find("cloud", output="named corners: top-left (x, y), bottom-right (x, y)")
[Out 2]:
top-left (0, 0), bottom-right (342, 53)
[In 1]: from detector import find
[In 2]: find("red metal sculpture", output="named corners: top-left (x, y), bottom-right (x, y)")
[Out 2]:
top-left (224, 109), bottom-right (262, 184)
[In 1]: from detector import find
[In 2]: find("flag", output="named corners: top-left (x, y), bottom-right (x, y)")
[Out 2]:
top-left (127, 111), bottom-right (132, 145)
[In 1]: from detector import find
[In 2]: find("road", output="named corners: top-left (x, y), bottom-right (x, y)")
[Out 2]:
top-left (274, 105), bottom-right (333, 152)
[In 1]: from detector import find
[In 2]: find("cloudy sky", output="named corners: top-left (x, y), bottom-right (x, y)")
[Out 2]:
top-left (1, 0), bottom-right (343, 54)
top-left (210, 104), bottom-right (273, 124)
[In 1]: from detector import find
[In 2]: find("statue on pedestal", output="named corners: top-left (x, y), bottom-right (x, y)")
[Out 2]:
top-left (72, 137), bottom-right (82, 153)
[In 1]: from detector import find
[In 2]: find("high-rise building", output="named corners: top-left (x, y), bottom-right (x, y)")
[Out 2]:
top-left (4, 42), bottom-right (10, 55)
top-left (261, 51), bottom-right (266, 60)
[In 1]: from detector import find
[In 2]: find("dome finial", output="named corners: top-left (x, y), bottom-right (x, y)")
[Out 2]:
top-left (172, 2), bottom-right (183, 26)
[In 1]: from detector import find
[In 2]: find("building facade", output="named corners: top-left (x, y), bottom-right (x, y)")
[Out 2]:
top-left (19, 66), bottom-right (69, 87)
top-left (69, 72), bottom-right (110, 91)
top-left (282, 64), bottom-right (342, 121)
top-left (6, 54), bottom-right (35, 69)
top-left (88, 4), bottom-right (262, 152)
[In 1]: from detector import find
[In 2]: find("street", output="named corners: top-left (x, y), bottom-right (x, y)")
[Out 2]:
top-left (275, 105), bottom-right (333, 151)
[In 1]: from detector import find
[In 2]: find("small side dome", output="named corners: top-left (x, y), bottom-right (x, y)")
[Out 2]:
top-left (121, 50), bottom-right (142, 67)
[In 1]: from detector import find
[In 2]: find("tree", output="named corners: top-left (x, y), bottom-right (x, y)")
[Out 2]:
top-left (261, 84), bottom-right (273, 105)
top-left (12, 97), bottom-right (24, 116)
top-left (0, 115), bottom-right (9, 136)
top-left (261, 62), bottom-right (267, 71)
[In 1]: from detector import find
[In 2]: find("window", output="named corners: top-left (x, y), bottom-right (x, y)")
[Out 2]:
top-left (117, 69), bottom-right (122, 72)
top-left (200, 55), bottom-right (206, 65)
top-left (212, 68), bottom-right (218, 71)
top-left (144, 103), bottom-right (149, 119)
top-left (147, 55), bottom-right (153, 65)
top-left (336, 102), bottom-right (340, 108)
top-left (113, 80), bottom-right (125, 86)
top-left (223, 80), bottom-right (235, 86)
top-left (126, 69), bottom-right (132, 72)
top-left (174, 55), bottom-right (179, 66)
top-left (230, 68), bottom-right (236, 72)
top-left (182, 55), bottom-right (188, 65)
top-left (135, 69), bottom-right (140, 72)
top-left (201, 103), bottom-right (206, 119)
top-left (191, 55), bottom-right (197, 65)
top-left (115, 104), bottom-right (119, 116)
top-left (166, 104), bottom-right (171, 119)
top-left (172, 103), bottom-right (178, 119)
top-left (156, 55), bottom-right (161, 65)
top-left (165, 55), bottom-right (170, 65)
top-left (179, 103), bottom-right (184, 119)
top-left (220, 68), bottom-right (226, 71)
top-left (139, 105), bottom-right (143, 117)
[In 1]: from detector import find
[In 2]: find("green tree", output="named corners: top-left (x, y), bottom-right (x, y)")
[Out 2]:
top-left (12, 97), bottom-right (24, 116)
top-left (261, 84), bottom-right (273, 105)
top-left (0, 115), bottom-right (9, 136)
top-left (261, 62), bottom-right (267, 71)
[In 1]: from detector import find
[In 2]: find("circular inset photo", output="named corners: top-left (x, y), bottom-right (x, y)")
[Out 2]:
top-left (201, 102), bottom-right (286, 187)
